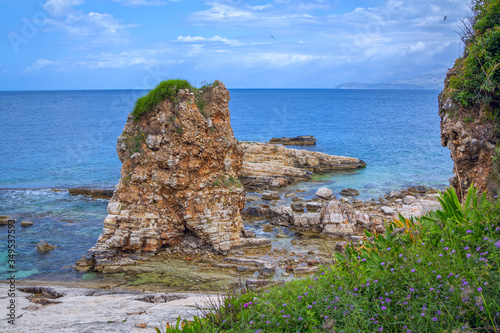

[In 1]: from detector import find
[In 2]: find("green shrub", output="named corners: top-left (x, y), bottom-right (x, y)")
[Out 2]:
top-left (450, 0), bottom-right (500, 114)
top-left (131, 79), bottom-right (220, 121)
top-left (132, 79), bottom-right (194, 120)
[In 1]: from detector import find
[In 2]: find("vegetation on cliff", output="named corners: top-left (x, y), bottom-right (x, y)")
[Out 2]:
top-left (450, 0), bottom-right (500, 115)
top-left (157, 186), bottom-right (500, 332)
top-left (132, 79), bottom-right (219, 120)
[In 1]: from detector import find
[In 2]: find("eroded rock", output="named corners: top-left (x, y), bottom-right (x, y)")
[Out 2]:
top-left (78, 81), bottom-right (246, 272)
top-left (240, 142), bottom-right (366, 190)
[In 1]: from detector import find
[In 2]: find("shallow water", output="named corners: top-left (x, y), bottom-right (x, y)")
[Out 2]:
top-left (0, 89), bottom-right (453, 281)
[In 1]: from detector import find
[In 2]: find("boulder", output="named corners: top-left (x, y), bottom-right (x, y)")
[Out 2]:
top-left (403, 195), bottom-right (417, 205)
top-left (293, 213), bottom-right (322, 229)
top-left (290, 202), bottom-right (305, 212)
top-left (262, 191), bottom-right (280, 200)
top-left (239, 238), bottom-right (272, 249)
top-left (37, 241), bottom-right (56, 252)
top-left (21, 220), bottom-right (34, 227)
top-left (271, 205), bottom-right (294, 225)
top-left (241, 229), bottom-right (256, 238)
top-left (408, 186), bottom-right (428, 194)
top-left (306, 201), bottom-right (323, 212)
top-left (381, 206), bottom-right (396, 215)
top-left (340, 188), bottom-right (360, 196)
top-left (315, 187), bottom-right (333, 199)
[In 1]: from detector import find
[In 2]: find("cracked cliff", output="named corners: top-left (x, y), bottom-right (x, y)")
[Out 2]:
top-left (77, 80), bottom-right (245, 272)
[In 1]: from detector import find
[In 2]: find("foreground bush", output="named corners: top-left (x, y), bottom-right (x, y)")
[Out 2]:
top-left (157, 186), bottom-right (500, 332)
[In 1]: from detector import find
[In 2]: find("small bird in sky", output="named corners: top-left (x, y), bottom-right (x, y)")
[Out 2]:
top-left (270, 32), bottom-right (276, 40)
top-left (443, 16), bottom-right (447, 21)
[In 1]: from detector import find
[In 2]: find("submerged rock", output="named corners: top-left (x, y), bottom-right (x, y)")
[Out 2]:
top-left (37, 241), bottom-right (56, 252)
top-left (68, 188), bottom-right (114, 199)
top-left (21, 220), bottom-right (34, 227)
top-left (0, 215), bottom-right (13, 225)
top-left (340, 188), bottom-right (360, 196)
top-left (269, 135), bottom-right (317, 145)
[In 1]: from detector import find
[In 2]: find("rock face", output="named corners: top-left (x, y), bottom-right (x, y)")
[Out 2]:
top-left (240, 142), bottom-right (366, 189)
top-left (77, 81), bottom-right (245, 271)
top-left (37, 241), bottom-right (56, 252)
top-left (439, 69), bottom-right (499, 198)
top-left (269, 135), bottom-right (316, 145)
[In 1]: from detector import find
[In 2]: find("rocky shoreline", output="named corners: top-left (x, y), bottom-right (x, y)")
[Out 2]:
top-left (0, 282), bottom-right (219, 333)
top-left (0, 184), bottom-right (442, 333)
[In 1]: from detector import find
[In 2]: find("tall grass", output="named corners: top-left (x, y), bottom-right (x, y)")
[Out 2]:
top-left (158, 185), bottom-right (500, 332)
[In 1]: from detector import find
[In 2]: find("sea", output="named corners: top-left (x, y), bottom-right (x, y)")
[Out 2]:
top-left (0, 89), bottom-right (453, 280)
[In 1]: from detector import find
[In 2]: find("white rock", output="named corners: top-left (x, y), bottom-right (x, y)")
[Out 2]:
top-left (315, 187), bottom-right (333, 199)
top-left (403, 195), bottom-right (417, 205)
top-left (381, 206), bottom-right (396, 215)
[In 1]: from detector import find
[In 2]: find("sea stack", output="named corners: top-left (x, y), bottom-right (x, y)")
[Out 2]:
top-left (77, 80), bottom-right (245, 272)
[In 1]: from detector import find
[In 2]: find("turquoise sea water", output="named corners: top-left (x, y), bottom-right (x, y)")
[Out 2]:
top-left (0, 89), bottom-right (453, 280)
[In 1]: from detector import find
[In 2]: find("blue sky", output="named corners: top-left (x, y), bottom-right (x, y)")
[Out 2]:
top-left (0, 0), bottom-right (471, 90)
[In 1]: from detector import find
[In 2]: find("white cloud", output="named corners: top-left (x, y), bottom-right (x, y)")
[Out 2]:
top-left (24, 58), bottom-right (58, 72)
top-left (43, 0), bottom-right (84, 16)
top-left (112, 0), bottom-right (168, 6)
top-left (74, 48), bottom-right (179, 69)
top-left (45, 11), bottom-right (135, 43)
top-left (409, 41), bottom-right (426, 53)
top-left (176, 35), bottom-right (242, 46)
top-left (189, 1), bottom-right (319, 27)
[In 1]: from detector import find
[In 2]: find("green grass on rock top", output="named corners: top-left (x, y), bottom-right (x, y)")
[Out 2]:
top-left (132, 79), bottom-right (194, 120)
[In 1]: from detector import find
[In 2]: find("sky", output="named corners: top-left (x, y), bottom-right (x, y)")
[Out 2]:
top-left (0, 0), bottom-right (472, 90)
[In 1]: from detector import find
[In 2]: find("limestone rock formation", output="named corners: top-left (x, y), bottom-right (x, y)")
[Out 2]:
top-left (77, 81), bottom-right (245, 272)
top-left (240, 142), bottom-right (366, 189)
top-left (439, 69), bottom-right (499, 198)
top-left (269, 135), bottom-right (316, 145)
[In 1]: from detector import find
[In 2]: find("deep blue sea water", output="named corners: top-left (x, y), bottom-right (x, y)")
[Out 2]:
top-left (0, 89), bottom-right (453, 280)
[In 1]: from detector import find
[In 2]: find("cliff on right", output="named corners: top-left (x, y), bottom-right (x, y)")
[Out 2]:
top-left (439, 0), bottom-right (500, 200)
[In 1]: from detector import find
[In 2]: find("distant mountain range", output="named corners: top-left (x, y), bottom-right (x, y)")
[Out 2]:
top-left (336, 69), bottom-right (447, 90)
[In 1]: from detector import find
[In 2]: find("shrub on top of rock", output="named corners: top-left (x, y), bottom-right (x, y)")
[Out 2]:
top-left (132, 79), bottom-right (194, 120)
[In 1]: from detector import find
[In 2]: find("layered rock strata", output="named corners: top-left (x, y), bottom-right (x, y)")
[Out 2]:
top-left (77, 81), bottom-right (245, 272)
top-left (240, 142), bottom-right (366, 189)
top-left (269, 135), bottom-right (316, 145)
top-left (439, 69), bottom-right (499, 198)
